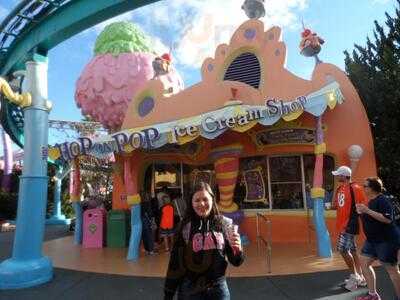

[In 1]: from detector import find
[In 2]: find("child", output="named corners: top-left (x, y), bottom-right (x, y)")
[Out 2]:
top-left (160, 198), bottom-right (175, 251)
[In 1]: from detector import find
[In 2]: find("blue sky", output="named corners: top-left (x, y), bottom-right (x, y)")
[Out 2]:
top-left (0, 0), bottom-right (397, 152)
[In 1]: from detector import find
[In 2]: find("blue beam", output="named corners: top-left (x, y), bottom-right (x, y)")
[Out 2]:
top-left (0, 0), bottom-right (160, 75)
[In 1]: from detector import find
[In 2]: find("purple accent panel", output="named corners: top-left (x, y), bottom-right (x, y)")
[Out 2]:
top-left (316, 116), bottom-right (324, 145)
top-left (244, 28), bottom-right (256, 40)
top-left (138, 96), bottom-right (154, 117)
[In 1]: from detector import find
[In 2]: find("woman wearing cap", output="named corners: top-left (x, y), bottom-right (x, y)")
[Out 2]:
top-left (332, 165), bottom-right (367, 291)
top-left (355, 177), bottom-right (400, 300)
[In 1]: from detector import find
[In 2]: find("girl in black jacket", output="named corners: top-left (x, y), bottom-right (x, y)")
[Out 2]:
top-left (164, 182), bottom-right (244, 300)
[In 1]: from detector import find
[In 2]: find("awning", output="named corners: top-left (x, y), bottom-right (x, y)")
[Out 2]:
top-left (49, 81), bottom-right (344, 162)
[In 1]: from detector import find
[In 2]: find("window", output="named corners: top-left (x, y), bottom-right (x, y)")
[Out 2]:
top-left (269, 156), bottom-right (304, 209)
top-left (235, 156), bottom-right (269, 209)
top-left (223, 52), bottom-right (261, 89)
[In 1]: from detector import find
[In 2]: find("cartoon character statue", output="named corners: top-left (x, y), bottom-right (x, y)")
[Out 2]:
top-left (152, 53), bottom-right (172, 78)
top-left (241, 0), bottom-right (265, 20)
top-left (299, 28), bottom-right (325, 57)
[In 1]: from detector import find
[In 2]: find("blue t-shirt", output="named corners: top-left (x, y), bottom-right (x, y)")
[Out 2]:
top-left (361, 194), bottom-right (400, 242)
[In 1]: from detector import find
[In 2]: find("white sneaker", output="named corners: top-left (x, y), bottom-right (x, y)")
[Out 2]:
top-left (344, 274), bottom-right (360, 291)
top-left (344, 274), bottom-right (367, 287)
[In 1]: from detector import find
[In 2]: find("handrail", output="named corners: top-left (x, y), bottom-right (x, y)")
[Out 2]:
top-left (256, 213), bottom-right (272, 273)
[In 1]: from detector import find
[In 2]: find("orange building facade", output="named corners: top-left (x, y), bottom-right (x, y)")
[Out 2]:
top-left (110, 20), bottom-right (376, 245)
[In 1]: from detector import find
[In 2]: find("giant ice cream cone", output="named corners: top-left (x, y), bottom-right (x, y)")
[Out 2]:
top-left (211, 144), bottom-right (243, 213)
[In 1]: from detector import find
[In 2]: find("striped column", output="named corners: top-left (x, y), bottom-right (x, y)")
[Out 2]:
top-left (311, 116), bottom-right (332, 258)
top-left (211, 144), bottom-right (243, 213)
top-left (123, 157), bottom-right (142, 261)
top-left (70, 159), bottom-right (83, 245)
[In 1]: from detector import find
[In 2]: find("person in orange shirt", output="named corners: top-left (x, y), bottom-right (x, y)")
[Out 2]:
top-left (160, 199), bottom-right (175, 252)
top-left (332, 165), bottom-right (367, 291)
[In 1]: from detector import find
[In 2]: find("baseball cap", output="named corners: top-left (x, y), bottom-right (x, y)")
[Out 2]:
top-left (332, 166), bottom-right (352, 177)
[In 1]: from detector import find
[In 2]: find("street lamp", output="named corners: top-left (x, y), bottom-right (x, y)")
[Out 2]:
top-left (242, 0), bottom-right (265, 20)
top-left (347, 144), bottom-right (364, 171)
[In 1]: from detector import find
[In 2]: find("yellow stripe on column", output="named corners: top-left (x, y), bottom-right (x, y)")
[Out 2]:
top-left (215, 157), bottom-right (236, 167)
top-left (219, 184), bottom-right (236, 192)
top-left (220, 194), bottom-right (234, 201)
top-left (216, 171), bottom-right (238, 180)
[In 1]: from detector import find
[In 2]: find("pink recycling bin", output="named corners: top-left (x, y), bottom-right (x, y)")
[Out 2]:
top-left (83, 208), bottom-right (106, 248)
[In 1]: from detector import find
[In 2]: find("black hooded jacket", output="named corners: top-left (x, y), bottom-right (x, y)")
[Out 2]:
top-left (164, 215), bottom-right (244, 299)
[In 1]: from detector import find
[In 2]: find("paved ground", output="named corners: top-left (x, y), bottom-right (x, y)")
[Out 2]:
top-left (0, 226), bottom-right (397, 300)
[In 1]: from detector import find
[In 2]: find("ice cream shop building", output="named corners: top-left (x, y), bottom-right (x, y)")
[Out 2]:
top-left (53, 18), bottom-right (376, 259)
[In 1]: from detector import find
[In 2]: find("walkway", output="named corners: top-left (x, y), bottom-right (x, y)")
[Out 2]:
top-left (0, 226), bottom-right (397, 300)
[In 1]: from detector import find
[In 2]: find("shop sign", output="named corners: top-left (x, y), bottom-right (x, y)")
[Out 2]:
top-left (52, 95), bottom-right (308, 161)
top-left (256, 128), bottom-right (315, 146)
top-left (170, 96), bottom-right (308, 142)
top-left (55, 127), bottom-right (159, 161)
top-left (265, 96), bottom-right (307, 117)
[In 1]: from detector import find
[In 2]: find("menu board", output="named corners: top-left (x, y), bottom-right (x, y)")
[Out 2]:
top-left (256, 128), bottom-right (315, 146)
top-left (243, 168), bottom-right (267, 203)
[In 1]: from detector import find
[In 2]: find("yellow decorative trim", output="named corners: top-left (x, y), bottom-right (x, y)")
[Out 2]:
top-left (176, 131), bottom-right (200, 145)
top-left (48, 147), bottom-right (61, 160)
top-left (211, 143), bottom-right (243, 153)
top-left (314, 143), bottom-right (326, 155)
top-left (231, 119), bottom-right (258, 133)
top-left (0, 77), bottom-right (32, 107)
top-left (216, 171), bottom-right (238, 180)
top-left (326, 92), bottom-right (337, 109)
top-left (219, 184), bottom-right (236, 192)
top-left (70, 195), bottom-right (81, 203)
top-left (215, 157), bottom-right (236, 166)
top-left (127, 194), bottom-right (141, 206)
top-left (218, 201), bottom-right (239, 213)
top-left (123, 144), bottom-right (135, 153)
top-left (282, 109), bottom-right (303, 121)
top-left (311, 188), bottom-right (325, 198)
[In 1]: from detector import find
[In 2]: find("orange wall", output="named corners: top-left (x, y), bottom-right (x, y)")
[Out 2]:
top-left (240, 214), bottom-right (366, 245)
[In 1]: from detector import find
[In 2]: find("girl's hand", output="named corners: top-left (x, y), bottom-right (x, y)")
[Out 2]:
top-left (228, 231), bottom-right (242, 254)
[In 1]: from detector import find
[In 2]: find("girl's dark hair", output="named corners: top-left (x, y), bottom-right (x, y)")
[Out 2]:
top-left (366, 177), bottom-right (385, 194)
top-left (177, 181), bottom-right (221, 235)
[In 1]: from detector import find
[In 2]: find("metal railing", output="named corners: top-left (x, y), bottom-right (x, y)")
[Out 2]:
top-left (256, 213), bottom-right (272, 273)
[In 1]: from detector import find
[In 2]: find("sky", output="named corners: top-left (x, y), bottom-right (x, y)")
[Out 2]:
top-left (0, 0), bottom-right (398, 153)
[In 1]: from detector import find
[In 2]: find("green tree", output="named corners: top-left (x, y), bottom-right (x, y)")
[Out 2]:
top-left (344, 1), bottom-right (400, 197)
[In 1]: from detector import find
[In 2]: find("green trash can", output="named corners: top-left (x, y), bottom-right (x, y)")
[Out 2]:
top-left (107, 210), bottom-right (129, 248)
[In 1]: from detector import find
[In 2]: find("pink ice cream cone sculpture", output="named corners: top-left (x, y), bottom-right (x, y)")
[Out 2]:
top-left (75, 21), bottom-right (184, 131)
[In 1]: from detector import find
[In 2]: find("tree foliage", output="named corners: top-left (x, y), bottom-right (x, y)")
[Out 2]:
top-left (344, 0), bottom-right (400, 197)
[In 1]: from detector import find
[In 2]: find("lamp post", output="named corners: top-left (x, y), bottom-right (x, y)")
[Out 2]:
top-left (0, 58), bottom-right (53, 289)
top-left (348, 145), bottom-right (364, 172)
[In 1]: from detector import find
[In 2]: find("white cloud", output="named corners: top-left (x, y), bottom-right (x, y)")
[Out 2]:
top-left (133, 0), bottom-right (309, 68)
top-left (79, 0), bottom-right (308, 68)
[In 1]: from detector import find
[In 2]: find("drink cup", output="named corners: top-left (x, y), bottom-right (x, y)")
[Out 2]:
top-left (227, 224), bottom-right (239, 243)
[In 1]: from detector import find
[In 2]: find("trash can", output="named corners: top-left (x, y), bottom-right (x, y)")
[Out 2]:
top-left (82, 208), bottom-right (106, 248)
top-left (107, 210), bottom-right (129, 248)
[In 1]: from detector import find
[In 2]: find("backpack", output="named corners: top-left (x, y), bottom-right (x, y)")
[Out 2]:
top-left (345, 183), bottom-right (360, 235)
top-left (386, 194), bottom-right (400, 226)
